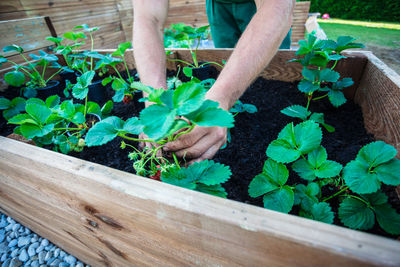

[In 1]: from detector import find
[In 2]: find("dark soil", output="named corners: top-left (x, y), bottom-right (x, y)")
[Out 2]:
top-left (1, 68), bottom-right (399, 239)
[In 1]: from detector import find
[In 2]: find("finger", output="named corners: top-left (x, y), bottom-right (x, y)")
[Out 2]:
top-left (187, 143), bottom-right (222, 165)
top-left (163, 127), bottom-right (207, 152)
top-left (173, 133), bottom-right (220, 158)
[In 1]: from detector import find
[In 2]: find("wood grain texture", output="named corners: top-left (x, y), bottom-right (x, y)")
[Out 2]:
top-left (291, 1), bottom-right (310, 43)
top-left (0, 16), bottom-right (54, 57)
top-left (354, 51), bottom-right (400, 156)
top-left (0, 136), bottom-right (399, 267)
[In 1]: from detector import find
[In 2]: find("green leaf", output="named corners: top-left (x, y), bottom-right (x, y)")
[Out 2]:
top-left (123, 117), bottom-right (143, 135)
top-left (112, 41), bottom-right (131, 56)
top-left (292, 159), bottom-right (316, 181)
top-left (248, 173), bottom-right (279, 198)
top-left (339, 197), bottom-right (375, 230)
top-left (374, 202), bottom-right (400, 235)
top-left (140, 105), bottom-right (177, 140)
top-left (8, 113), bottom-right (36, 125)
top-left (343, 160), bottom-right (381, 194)
top-left (189, 160), bottom-right (231, 186)
top-left (183, 67), bottom-right (193, 77)
top-left (328, 90), bottom-right (347, 107)
top-left (308, 146), bottom-right (327, 167)
top-left (374, 159), bottom-right (400, 186)
top-left (0, 98), bottom-right (12, 110)
top-left (112, 78), bottom-right (128, 91)
top-left (319, 69), bottom-right (340, 83)
top-left (294, 183), bottom-right (319, 211)
top-left (358, 141), bottom-right (398, 167)
top-left (4, 71), bottom-right (25, 87)
top-left (309, 112), bottom-right (335, 132)
top-left (294, 120), bottom-right (323, 155)
top-left (334, 78), bottom-right (354, 89)
top-left (315, 160), bottom-right (343, 178)
top-left (86, 102), bottom-right (101, 116)
top-left (298, 79), bottom-right (319, 93)
top-left (185, 100), bottom-right (234, 128)
top-left (20, 123), bottom-right (54, 139)
top-left (161, 166), bottom-right (197, 189)
top-left (310, 202), bottom-right (334, 224)
top-left (173, 81), bottom-right (206, 115)
top-left (248, 159), bottom-right (288, 197)
top-left (263, 186), bottom-right (294, 213)
top-left (72, 71), bottom-right (95, 100)
top-left (3, 45), bottom-right (23, 53)
top-left (26, 102), bottom-right (51, 124)
top-left (281, 105), bottom-right (310, 120)
top-left (85, 116), bottom-right (122, 146)
top-left (45, 95), bottom-right (60, 108)
top-left (101, 100), bottom-right (113, 115)
top-left (102, 76), bottom-right (113, 86)
top-left (302, 67), bottom-right (318, 81)
top-left (196, 184), bottom-right (227, 198)
top-left (71, 112), bottom-right (85, 124)
top-left (46, 36), bottom-right (63, 44)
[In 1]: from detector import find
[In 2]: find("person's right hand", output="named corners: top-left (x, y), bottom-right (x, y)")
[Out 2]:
top-left (138, 133), bottom-right (162, 157)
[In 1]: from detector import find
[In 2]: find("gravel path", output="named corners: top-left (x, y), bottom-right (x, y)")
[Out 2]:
top-left (0, 213), bottom-right (88, 267)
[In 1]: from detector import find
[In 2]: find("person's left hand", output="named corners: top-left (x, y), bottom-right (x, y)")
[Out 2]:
top-left (163, 125), bottom-right (227, 164)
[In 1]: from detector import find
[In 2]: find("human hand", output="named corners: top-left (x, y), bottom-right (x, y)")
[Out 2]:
top-left (163, 125), bottom-right (227, 164)
top-left (138, 133), bottom-right (162, 157)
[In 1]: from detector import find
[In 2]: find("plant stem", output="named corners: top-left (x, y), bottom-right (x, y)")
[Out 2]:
top-left (54, 127), bottom-right (82, 131)
top-left (119, 134), bottom-right (164, 144)
top-left (45, 68), bottom-right (62, 84)
top-left (90, 32), bottom-right (94, 71)
top-left (322, 186), bottom-right (348, 202)
top-left (122, 56), bottom-right (132, 82)
top-left (172, 152), bottom-right (181, 169)
top-left (84, 96), bottom-right (88, 117)
top-left (343, 194), bottom-right (371, 208)
top-left (331, 60), bottom-right (338, 70)
top-left (20, 53), bottom-right (43, 82)
top-left (167, 58), bottom-right (193, 68)
top-left (112, 66), bottom-right (124, 81)
top-left (312, 94), bottom-right (328, 101)
top-left (173, 124), bottom-right (195, 141)
top-left (306, 93), bottom-right (312, 110)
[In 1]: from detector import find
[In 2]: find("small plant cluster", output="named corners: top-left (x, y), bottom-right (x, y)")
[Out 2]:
top-left (0, 24), bottom-right (237, 198)
top-left (248, 33), bottom-right (400, 235)
top-left (85, 81), bottom-right (234, 197)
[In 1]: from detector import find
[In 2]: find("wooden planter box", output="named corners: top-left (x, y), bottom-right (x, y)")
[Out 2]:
top-left (0, 50), bottom-right (399, 266)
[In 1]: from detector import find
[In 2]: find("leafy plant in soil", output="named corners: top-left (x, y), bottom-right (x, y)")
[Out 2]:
top-left (4, 94), bottom-right (112, 154)
top-left (164, 23), bottom-right (224, 72)
top-left (85, 80), bottom-right (234, 197)
top-left (1, 45), bottom-right (62, 98)
top-left (248, 33), bottom-right (400, 236)
top-left (100, 42), bottom-right (141, 103)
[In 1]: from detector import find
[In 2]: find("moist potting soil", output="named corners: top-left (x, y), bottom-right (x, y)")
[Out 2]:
top-left (1, 69), bottom-right (399, 238)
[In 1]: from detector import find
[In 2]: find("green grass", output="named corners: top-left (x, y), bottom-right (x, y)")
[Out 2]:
top-left (318, 19), bottom-right (400, 48)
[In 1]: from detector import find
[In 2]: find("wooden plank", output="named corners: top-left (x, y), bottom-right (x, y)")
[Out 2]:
top-left (0, 16), bottom-right (55, 57)
top-left (354, 51), bottom-right (400, 155)
top-left (0, 136), bottom-right (399, 266)
top-left (291, 1), bottom-right (310, 43)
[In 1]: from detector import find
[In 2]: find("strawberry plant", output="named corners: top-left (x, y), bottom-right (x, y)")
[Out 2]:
top-left (4, 93), bottom-right (112, 154)
top-left (100, 42), bottom-right (141, 102)
top-left (281, 33), bottom-right (364, 130)
top-left (1, 45), bottom-right (62, 97)
top-left (85, 80), bottom-right (234, 197)
top-left (249, 120), bottom-right (400, 235)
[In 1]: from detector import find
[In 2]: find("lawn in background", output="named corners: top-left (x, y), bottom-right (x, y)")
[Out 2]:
top-left (317, 18), bottom-right (400, 74)
top-left (318, 18), bottom-right (400, 48)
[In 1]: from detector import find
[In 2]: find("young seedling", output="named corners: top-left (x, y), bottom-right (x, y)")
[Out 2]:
top-left (2, 45), bottom-right (62, 97)
top-left (248, 120), bottom-right (400, 235)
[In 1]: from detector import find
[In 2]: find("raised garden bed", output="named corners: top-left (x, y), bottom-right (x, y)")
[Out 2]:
top-left (0, 49), bottom-right (400, 266)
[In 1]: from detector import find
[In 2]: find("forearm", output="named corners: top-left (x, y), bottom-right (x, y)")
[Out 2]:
top-left (206, 0), bottom-right (295, 110)
top-left (133, 0), bottom-right (168, 92)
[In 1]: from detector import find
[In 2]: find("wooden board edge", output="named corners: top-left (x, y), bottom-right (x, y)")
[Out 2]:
top-left (0, 136), bottom-right (399, 266)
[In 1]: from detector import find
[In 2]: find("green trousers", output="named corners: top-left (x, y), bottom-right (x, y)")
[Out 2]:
top-left (206, 0), bottom-right (291, 48)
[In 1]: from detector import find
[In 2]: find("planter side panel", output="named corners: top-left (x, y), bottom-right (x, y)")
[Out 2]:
top-left (1, 137), bottom-right (400, 266)
top-left (354, 52), bottom-right (400, 155)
